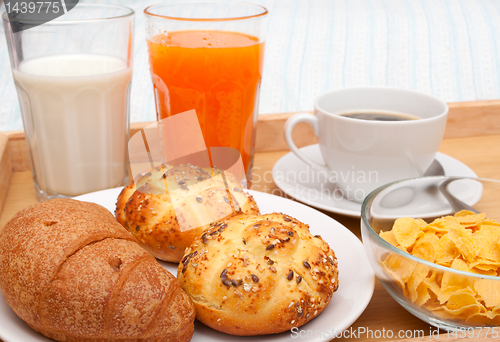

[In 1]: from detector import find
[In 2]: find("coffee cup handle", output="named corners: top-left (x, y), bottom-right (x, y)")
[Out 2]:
top-left (284, 113), bottom-right (330, 173)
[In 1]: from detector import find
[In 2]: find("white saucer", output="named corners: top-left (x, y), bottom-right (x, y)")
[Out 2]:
top-left (272, 145), bottom-right (478, 218)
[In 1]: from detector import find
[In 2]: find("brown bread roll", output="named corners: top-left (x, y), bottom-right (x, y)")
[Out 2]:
top-left (0, 199), bottom-right (195, 342)
top-left (177, 213), bottom-right (339, 336)
top-left (116, 164), bottom-right (259, 262)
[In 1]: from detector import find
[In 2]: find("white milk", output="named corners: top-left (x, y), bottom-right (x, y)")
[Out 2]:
top-left (13, 54), bottom-right (132, 197)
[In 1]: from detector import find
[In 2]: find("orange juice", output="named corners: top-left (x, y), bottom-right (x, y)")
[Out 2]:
top-left (147, 30), bottom-right (264, 182)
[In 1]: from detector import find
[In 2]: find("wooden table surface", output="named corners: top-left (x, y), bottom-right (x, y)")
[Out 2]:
top-left (1, 134), bottom-right (500, 341)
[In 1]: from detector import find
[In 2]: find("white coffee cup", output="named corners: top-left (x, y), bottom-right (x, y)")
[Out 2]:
top-left (284, 87), bottom-right (448, 202)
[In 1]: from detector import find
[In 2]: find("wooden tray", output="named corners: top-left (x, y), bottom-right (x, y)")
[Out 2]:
top-left (1, 100), bottom-right (500, 341)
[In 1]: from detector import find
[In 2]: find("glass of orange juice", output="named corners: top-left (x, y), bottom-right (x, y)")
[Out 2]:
top-left (144, 1), bottom-right (267, 187)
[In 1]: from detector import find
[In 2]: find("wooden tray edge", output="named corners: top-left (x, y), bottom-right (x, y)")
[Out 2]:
top-left (130, 99), bottom-right (500, 153)
top-left (0, 132), bottom-right (12, 218)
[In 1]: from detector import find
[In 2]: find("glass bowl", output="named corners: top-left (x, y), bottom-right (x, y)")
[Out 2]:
top-left (361, 176), bottom-right (500, 331)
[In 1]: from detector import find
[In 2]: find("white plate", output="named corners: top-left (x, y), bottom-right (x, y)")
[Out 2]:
top-left (0, 189), bottom-right (374, 342)
top-left (272, 145), bottom-right (478, 218)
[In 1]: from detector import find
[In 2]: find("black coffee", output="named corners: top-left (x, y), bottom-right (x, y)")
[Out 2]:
top-left (340, 112), bottom-right (418, 121)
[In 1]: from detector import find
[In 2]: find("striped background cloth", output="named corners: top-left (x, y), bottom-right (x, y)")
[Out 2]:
top-left (1, 0), bottom-right (500, 131)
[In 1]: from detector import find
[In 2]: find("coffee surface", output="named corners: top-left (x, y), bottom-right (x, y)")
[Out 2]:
top-left (340, 112), bottom-right (418, 121)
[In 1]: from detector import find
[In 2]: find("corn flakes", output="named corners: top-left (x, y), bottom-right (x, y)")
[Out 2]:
top-left (379, 211), bottom-right (500, 325)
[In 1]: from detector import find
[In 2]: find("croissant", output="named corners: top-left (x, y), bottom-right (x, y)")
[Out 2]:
top-left (0, 199), bottom-right (195, 342)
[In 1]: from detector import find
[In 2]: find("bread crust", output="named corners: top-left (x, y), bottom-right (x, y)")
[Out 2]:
top-left (0, 199), bottom-right (195, 342)
top-left (177, 213), bottom-right (339, 336)
top-left (115, 165), bottom-right (259, 262)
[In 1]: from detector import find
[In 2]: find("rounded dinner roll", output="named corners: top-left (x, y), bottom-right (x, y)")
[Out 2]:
top-left (177, 213), bottom-right (339, 336)
top-left (0, 199), bottom-right (195, 342)
top-left (116, 164), bottom-right (259, 262)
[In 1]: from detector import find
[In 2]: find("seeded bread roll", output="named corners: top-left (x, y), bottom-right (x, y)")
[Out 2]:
top-left (116, 164), bottom-right (260, 262)
top-left (0, 199), bottom-right (195, 342)
top-left (177, 213), bottom-right (339, 336)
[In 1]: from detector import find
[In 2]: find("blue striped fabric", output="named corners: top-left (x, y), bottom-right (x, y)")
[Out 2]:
top-left (1, 0), bottom-right (500, 131)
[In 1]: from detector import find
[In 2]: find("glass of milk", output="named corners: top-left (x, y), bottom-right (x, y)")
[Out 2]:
top-left (3, 4), bottom-right (134, 201)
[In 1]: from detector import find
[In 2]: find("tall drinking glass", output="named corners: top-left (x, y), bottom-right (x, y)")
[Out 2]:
top-left (144, 1), bottom-right (267, 187)
top-left (3, 4), bottom-right (134, 201)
